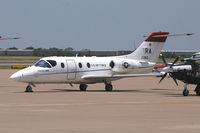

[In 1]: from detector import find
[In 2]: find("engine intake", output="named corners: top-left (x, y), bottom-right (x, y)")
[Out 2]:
top-left (109, 60), bottom-right (115, 68)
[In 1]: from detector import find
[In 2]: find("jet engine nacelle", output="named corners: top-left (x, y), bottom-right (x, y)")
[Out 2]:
top-left (109, 59), bottom-right (139, 73)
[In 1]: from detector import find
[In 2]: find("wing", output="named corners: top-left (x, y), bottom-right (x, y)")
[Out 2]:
top-left (82, 72), bottom-right (162, 80)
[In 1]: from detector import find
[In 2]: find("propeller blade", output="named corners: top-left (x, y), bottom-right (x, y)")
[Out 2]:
top-left (170, 56), bottom-right (180, 67)
top-left (161, 55), bottom-right (167, 66)
top-left (159, 73), bottom-right (167, 84)
top-left (169, 73), bottom-right (178, 86)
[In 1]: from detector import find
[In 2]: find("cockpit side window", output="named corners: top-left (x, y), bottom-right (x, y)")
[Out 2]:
top-left (34, 60), bottom-right (51, 68)
top-left (47, 60), bottom-right (57, 67)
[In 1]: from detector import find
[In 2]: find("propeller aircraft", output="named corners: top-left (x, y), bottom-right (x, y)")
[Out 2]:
top-left (159, 52), bottom-right (200, 96)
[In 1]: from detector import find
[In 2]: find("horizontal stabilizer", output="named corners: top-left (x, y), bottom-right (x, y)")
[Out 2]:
top-left (152, 33), bottom-right (194, 37)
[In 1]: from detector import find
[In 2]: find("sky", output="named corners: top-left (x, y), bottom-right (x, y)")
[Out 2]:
top-left (0, 0), bottom-right (199, 51)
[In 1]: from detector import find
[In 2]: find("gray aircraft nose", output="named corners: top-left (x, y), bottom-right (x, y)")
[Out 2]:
top-left (10, 71), bottom-right (22, 81)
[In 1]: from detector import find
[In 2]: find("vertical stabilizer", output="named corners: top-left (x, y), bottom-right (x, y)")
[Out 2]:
top-left (126, 32), bottom-right (169, 63)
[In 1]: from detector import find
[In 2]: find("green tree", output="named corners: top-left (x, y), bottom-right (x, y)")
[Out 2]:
top-left (25, 46), bottom-right (35, 50)
top-left (8, 47), bottom-right (18, 50)
top-left (65, 47), bottom-right (73, 51)
top-left (49, 47), bottom-right (59, 50)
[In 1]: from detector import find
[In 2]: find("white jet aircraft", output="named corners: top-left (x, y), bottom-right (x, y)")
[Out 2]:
top-left (10, 32), bottom-right (193, 92)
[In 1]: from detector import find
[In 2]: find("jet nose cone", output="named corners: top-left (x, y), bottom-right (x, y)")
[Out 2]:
top-left (10, 72), bottom-right (22, 81)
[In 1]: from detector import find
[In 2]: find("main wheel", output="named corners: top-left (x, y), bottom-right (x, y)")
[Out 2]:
top-left (195, 89), bottom-right (200, 96)
top-left (25, 85), bottom-right (33, 92)
top-left (105, 84), bottom-right (113, 91)
top-left (195, 85), bottom-right (200, 96)
top-left (79, 84), bottom-right (87, 91)
top-left (183, 89), bottom-right (189, 96)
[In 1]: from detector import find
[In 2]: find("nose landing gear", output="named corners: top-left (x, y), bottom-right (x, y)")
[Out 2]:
top-left (183, 84), bottom-right (189, 96)
top-left (25, 83), bottom-right (35, 92)
top-left (25, 85), bottom-right (33, 92)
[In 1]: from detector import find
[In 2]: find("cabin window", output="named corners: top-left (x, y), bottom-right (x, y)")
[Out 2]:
top-left (34, 60), bottom-right (51, 68)
top-left (47, 60), bottom-right (57, 67)
top-left (87, 63), bottom-right (90, 68)
top-left (61, 63), bottom-right (65, 68)
top-left (79, 63), bottom-right (82, 68)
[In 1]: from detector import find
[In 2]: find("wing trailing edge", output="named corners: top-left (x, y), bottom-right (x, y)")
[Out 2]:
top-left (81, 73), bottom-right (163, 80)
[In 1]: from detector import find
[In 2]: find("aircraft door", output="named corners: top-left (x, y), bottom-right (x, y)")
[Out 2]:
top-left (66, 60), bottom-right (77, 80)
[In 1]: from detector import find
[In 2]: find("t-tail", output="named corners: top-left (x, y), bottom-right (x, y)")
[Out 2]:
top-left (126, 32), bottom-right (169, 63)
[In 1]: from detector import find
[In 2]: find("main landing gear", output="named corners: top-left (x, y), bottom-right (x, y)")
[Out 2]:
top-left (183, 83), bottom-right (189, 96)
top-left (105, 84), bottom-right (113, 91)
top-left (182, 84), bottom-right (200, 96)
top-left (79, 84), bottom-right (88, 91)
top-left (195, 84), bottom-right (200, 96)
top-left (79, 83), bottom-right (113, 91)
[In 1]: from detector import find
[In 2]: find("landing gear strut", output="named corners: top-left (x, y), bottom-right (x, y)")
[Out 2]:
top-left (25, 85), bottom-right (33, 92)
top-left (183, 83), bottom-right (189, 96)
top-left (79, 84), bottom-right (88, 91)
top-left (195, 84), bottom-right (200, 96)
top-left (105, 84), bottom-right (113, 91)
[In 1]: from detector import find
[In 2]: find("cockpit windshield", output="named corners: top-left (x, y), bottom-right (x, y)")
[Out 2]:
top-left (34, 60), bottom-right (51, 68)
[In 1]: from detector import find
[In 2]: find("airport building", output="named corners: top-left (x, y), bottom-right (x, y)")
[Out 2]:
top-left (161, 50), bottom-right (199, 56)
top-left (0, 50), bottom-right (34, 56)
top-left (0, 49), bottom-right (198, 57)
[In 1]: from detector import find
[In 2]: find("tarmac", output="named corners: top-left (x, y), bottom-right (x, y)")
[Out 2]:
top-left (0, 69), bottom-right (200, 133)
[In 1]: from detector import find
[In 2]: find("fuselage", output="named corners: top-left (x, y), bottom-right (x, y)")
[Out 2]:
top-left (172, 71), bottom-right (200, 85)
top-left (10, 32), bottom-right (172, 92)
top-left (10, 56), bottom-right (155, 84)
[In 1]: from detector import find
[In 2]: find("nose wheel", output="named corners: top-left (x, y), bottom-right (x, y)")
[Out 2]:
top-left (25, 85), bottom-right (33, 92)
